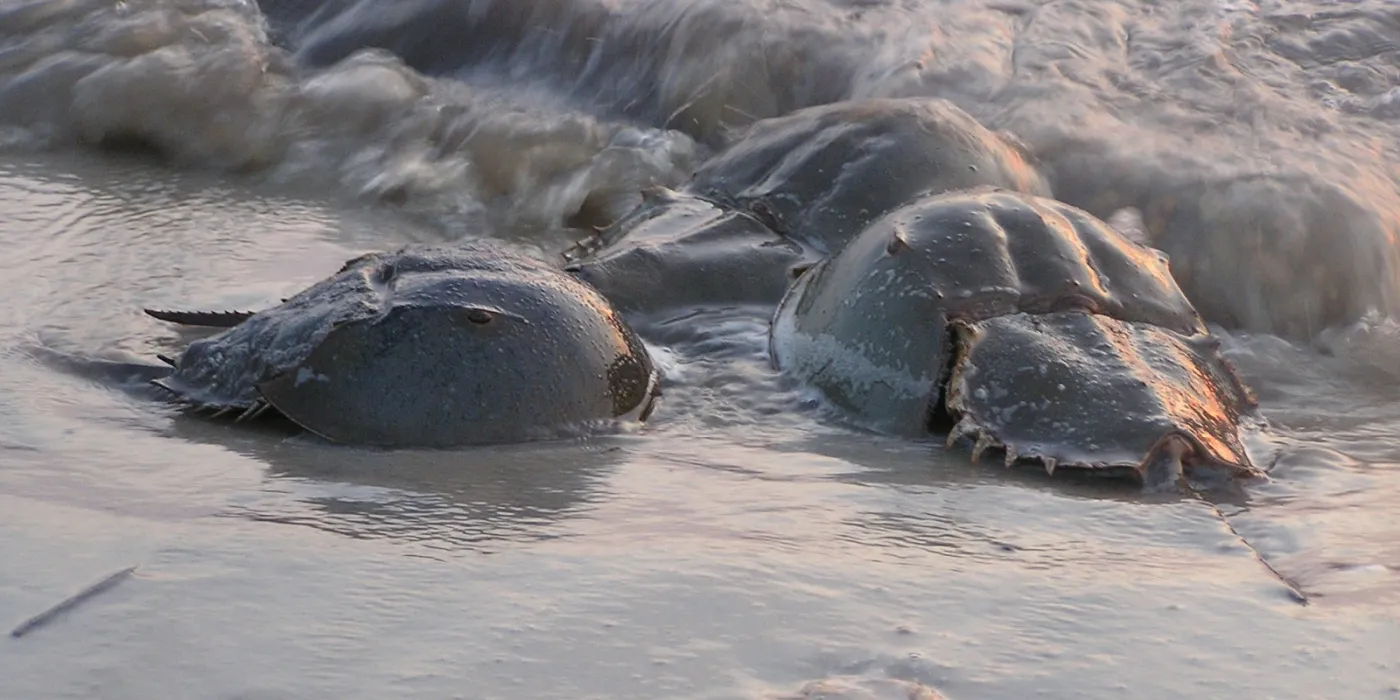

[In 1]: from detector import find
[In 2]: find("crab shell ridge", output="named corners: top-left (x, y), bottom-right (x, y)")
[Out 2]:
top-left (770, 189), bottom-right (1261, 485)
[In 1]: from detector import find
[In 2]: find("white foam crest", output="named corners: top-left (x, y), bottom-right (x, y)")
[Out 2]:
top-left (0, 0), bottom-right (699, 235)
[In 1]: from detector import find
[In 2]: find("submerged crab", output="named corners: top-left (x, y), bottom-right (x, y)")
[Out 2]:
top-left (144, 242), bottom-right (660, 447)
top-left (770, 189), bottom-right (1263, 489)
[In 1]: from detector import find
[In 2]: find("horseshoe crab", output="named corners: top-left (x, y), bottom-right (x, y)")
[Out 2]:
top-left (565, 97), bottom-right (1050, 316)
top-left (144, 242), bottom-right (660, 447)
top-left (564, 186), bottom-right (812, 315)
top-left (770, 189), bottom-right (1263, 489)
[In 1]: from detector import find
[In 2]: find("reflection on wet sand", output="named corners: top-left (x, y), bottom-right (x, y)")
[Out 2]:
top-left (773, 432), bottom-right (1307, 604)
top-left (173, 418), bottom-right (629, 553)
top-left (28, 338), bottom-right (629, 553)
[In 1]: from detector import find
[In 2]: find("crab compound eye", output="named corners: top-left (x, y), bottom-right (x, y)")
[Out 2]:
top-left (465, 308), bottom-right (495, 325)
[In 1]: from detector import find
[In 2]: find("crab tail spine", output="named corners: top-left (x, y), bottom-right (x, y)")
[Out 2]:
top-left (1043, 457), bottom-right (1057, 476)
top-left (1188, 488), bottom-right (1309, 606)
top-left (1003, 446), bottom-right (1019, 468)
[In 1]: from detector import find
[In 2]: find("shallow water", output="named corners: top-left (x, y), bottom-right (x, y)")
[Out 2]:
top-left (2, 0), bottom-right (1400, 698)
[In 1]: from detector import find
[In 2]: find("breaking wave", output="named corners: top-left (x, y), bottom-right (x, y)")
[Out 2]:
top-left (2, 0), bottom-right (1399, 336)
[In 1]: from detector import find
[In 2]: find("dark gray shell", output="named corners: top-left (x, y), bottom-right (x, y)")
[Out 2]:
top-left (689, 97), bottom-right (1052, 254)
top-left (564, 97), bottom-right (1050, 316)
top-left (564, 187), bottom-right (816, 315)
top-left (149, 242), bottom-right (659, 447)
top-left (770, 190), bottom-right (1260, 486)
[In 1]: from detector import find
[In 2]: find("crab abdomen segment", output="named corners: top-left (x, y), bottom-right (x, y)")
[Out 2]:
top-left (944, 311), bottom-right (1260, 481)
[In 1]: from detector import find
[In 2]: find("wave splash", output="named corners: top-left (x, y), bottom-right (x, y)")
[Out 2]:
top-left (0, 0), bottom-right (699, 236)
top-left (4, 0), bottom-right (1400, 337)
top-left (280, 0), bottom-right (1400, 337)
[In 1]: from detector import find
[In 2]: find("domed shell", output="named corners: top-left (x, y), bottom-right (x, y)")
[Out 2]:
top-left (563, 187), bottom-right (814, 315)
top-left (771, 190), bottom-right (1258, 485)
top-left (564, 97), bottom-right (1052, 317)
top-left (151, 242), bottom-right (659, 447)
top-left (691, 97), bottom-right (1052, 254)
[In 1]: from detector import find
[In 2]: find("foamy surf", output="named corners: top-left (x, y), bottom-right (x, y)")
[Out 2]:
top-left (0, 0), bottom-right (699, 236)
top-left (6, 0), bottom-right (1400, 336)
top-left (259, 0), bottom-right (1400, 336)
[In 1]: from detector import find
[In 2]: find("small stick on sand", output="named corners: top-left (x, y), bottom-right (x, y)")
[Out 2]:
top-left (10, 566), bottom-right (137, 639)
